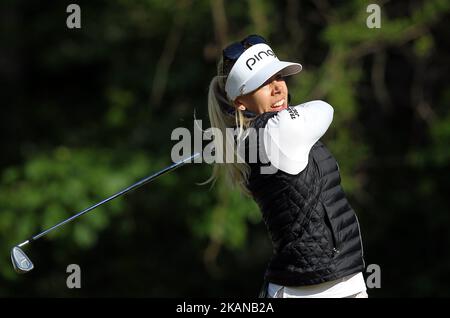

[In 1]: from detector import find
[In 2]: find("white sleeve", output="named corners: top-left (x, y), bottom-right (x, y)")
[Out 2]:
top-left (263, 100), bottom-right (334, 175)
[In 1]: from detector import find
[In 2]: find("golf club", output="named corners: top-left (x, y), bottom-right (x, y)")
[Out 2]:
top-left (11, 152), bottom-right (201, 273)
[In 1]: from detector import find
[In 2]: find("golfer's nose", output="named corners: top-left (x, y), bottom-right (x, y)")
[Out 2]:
top-left (270, 78), bottom-right (282, 95)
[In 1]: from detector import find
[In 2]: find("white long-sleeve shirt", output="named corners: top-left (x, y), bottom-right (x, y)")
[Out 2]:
top-left (263, 100), bottom-right (334, 175)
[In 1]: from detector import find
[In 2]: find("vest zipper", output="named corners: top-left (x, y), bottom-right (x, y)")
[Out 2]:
top-left (354, 214), bottom-right (366, 268)
top-left (322, 202), bottom-right (340, 256)
top-left (330, 229), bottom-right (339, 255)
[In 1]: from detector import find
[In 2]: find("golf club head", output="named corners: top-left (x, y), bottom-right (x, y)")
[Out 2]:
top-left (11, 246), bottom-right (34, 273)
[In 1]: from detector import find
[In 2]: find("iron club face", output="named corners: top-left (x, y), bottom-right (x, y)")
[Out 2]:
top-left (11, 247), bottom-right (34, 273)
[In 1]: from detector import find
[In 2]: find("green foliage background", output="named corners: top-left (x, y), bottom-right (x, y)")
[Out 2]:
top-left (0, 0), bottom-right (449, 297)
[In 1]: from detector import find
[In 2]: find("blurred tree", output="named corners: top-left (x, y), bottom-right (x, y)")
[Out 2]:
top-left (0, 0), bottom-right (449, 297)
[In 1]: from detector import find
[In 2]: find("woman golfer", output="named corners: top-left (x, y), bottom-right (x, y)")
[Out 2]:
top-left (206, 34), bottom-right (367, 298)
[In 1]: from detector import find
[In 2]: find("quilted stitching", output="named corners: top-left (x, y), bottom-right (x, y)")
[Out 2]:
top-left (246, 115), bottom-right (364, 285)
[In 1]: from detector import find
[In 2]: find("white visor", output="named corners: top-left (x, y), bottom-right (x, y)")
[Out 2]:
top-left (225, 43), bottom-right (302, 101)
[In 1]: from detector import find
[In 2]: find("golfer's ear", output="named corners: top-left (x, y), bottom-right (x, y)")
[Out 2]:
top-left (233, 98), bottom-right (246, 111)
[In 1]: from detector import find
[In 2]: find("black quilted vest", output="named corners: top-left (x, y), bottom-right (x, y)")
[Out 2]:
top-left (246, 112), bottom-right (365, 286)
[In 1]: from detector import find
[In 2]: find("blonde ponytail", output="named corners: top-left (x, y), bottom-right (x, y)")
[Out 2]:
top-left (203, 58), bottom-right (255, 195)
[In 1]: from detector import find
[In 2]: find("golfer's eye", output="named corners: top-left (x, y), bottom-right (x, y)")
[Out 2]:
top-left (263, 74), bottom-right (282, 87)
top-left (269, 74), bottom-right (283, 84)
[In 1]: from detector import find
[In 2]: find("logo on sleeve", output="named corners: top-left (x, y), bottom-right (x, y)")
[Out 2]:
top-left (287, 107), bottom-right (300, 119)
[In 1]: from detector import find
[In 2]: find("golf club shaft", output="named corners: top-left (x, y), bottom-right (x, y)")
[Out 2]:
top-left (17, 153), bottom-right (200, 247)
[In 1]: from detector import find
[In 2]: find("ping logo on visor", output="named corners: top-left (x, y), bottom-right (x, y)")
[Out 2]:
top-left (246, 49), bottom-right (276, 71)
top-left (224, 43), bottom-right (302, 101)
